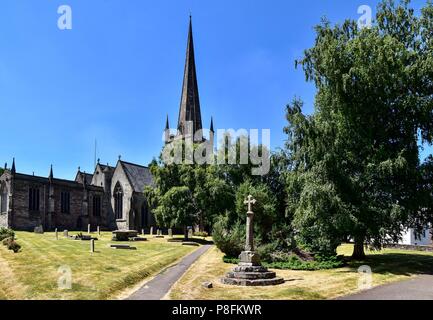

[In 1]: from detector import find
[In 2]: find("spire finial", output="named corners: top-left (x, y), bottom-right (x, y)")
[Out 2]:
top-left (11, 158), bottom-right (16, 174)
top-left (118, 155), bottom-right (121, 161)
top-left (49, 164), bottom-right (53, 181)
top-left (210, 117), bottom-right (214, 133)
top-left (165, 114), bottom-right (170, 130)
top-left (97, 158), bottom-right (100, 164)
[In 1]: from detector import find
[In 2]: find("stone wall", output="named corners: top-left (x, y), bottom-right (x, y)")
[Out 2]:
top-left (0, 212), bottom-right (8, 228)
top-left (11, 178), bottom-right (48, 231)
top-left (111, 165), bottom-right (134, 230)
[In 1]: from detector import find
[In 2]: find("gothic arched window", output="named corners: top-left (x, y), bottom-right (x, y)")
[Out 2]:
top-left (114, 183), bottom-right (123, 219)
top-left (0, 183), bottom-right (8, 213)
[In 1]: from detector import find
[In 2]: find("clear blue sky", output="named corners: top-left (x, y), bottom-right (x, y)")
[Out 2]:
top-left (0, 0), bottom-right (430, 179)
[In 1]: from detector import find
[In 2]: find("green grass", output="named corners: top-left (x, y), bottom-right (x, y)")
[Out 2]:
top-left (0, 231), bottom-right (197, 300)
top-left (168, 244), bottom-right (433, 300)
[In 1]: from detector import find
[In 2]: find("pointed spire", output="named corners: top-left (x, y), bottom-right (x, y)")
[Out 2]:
top-left (210, 117), bottom-right (214, 133)
top-left (177, 16), bottom-right (203, 142)
top-left (11, 158), bottom-right (16, 174)
top-left (165, 114), bottom-right (170, 130)
top-left (49, 165), bottom-right (53, 181)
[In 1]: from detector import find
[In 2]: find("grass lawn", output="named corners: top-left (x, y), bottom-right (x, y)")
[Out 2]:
top-left (167, 244), bottom-right (433, 300)
top-left (0, 231), bottom-right (197, 300)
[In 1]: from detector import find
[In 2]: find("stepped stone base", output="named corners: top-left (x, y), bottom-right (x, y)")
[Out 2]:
top-left (221, 252), bottom-right (284, 286)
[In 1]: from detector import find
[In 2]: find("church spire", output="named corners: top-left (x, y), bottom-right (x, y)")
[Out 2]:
top-left (11, 158), bottom-right (16, 174)
top-left (177, 16), bottom-right (203, 142)
top-left (210, 117), bottom-right (214, 133)
top-left (49, 165), bottom-right (53, 182)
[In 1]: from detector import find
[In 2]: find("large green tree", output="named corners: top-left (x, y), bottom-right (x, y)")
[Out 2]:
top-left (145, 142), bottom-right (234, 235)
top-left (286, 0), bottom-right (433, 259)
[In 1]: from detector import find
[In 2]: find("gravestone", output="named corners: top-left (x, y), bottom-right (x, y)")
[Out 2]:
top-left (63, 230), bottom-right (69, 238)
top-left (150, 226), bottom-right (154, 236)
top-left (88, 224), bottom-right (91, 234)
top-left (97, 226), bottom-right (101, 235)
top-left (34, 225), bottom-right (44, 234)
top-left (55, 228), bottom-right (58, 240)
top-left (168, 228), bottom-right (173, 238)
top-left (221, 195), bottom-right (284, 286)
top-left (90, 239), bottom-right (95, 253)
top-left (142, 229), bottom-right (145, 236)
top-left (188, 228), bottom-right (193, 239)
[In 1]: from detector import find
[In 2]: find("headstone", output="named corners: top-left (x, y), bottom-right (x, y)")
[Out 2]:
top-left (55, 228), bottom-right (58, 240)
top-left (158, 229), bottom-right (162, 236)
top-left (150, 226), bottom-right (154, 236)
top-left (188, 228), bottom-right (193, 239)
top-left (34, 225), bottom-right (44, 234)
top-left (88, 224), bottom-right (91, 234)
top-left (168, 228), bottom-right (173, 238)
top-left (90, 239), bottom-right (95, 253)
top-left (63, 230), bottom-right (69, 238)
top-left (141, 229), bottom-right (145, 236)
top-left (97, 226), bottom-right (100, 235)
top-left (221, 195), bottom-right (284, 286)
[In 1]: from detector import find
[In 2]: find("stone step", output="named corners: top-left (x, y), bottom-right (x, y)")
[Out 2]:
top-left (233, 266), bottom-right (268, 273)
top-left (225, 271), bottom-right (277, 280)
top-left (221, 277), bottom-right (284, 286)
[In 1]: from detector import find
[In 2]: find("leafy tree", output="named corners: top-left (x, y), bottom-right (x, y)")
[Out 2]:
top-left (154, 186), bottom-right (196, 239)
top-left (145, 142), bottom-right (234, 234)
top-left (286, 0), bottom-right (433, 259)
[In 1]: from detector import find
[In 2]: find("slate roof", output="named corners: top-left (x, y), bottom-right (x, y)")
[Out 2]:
top-left (75, 171), bottom-right (93, 185)
top-left (119, 161), bottom-right (154, 192)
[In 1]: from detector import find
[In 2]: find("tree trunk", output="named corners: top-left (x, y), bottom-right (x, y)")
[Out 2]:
top-left (352, 235), bottom-right (366, 260)
top-left (184, 226), bottom-right (189, 241)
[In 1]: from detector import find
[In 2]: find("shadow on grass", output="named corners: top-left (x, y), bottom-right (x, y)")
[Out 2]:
top-left (167, 238), bottom-right (214, 245)
top-left (345, 253), bottom-right (433, 277)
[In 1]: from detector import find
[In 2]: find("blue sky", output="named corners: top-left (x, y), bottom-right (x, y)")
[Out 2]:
top-left (0, 0), bottom-right (430, 179)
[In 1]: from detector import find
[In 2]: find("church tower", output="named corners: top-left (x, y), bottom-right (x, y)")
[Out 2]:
top-left (165, 16), bottom-right (213, 144)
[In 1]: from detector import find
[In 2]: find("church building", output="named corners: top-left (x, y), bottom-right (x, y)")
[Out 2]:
top-left (0, 17), bottom-right (210, 232)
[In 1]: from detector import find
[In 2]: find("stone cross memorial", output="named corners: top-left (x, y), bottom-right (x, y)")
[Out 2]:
top-left (221, 195), bottom-right (284, 286)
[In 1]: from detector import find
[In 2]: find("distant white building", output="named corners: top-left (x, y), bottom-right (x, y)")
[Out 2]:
top-left (399, 227), bottom-right (432, 246)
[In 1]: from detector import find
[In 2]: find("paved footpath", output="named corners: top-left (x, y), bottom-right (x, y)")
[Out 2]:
top-left (127, 244), bottom-right (212, 300)
top-left (339, 275), bottom-right (433, 300)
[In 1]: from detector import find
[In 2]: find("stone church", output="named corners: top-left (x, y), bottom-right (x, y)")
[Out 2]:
top-left (0, 17), bottom-right (211, 232)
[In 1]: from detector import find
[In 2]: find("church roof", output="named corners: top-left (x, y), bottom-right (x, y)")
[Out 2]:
top-left (177, 16), bottom-right (203, 141)
top-left (99, 164), bottom-right (115, 172)
top-left (119, 161), bottom-right (154, 193)
top-left (76, 172), bottom-right (93, 185)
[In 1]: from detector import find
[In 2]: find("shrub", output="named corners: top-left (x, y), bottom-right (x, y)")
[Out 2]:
top-left (222, 253), bottom-right (344, 270)
top-left (212, 215), bottom-right (245, 258)
top-left (194, 231), bottom-right (209, 238)
top-left (2, 237), bottom-right (21, 253)
top-left (0, 227), bottom-right (15, 241)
